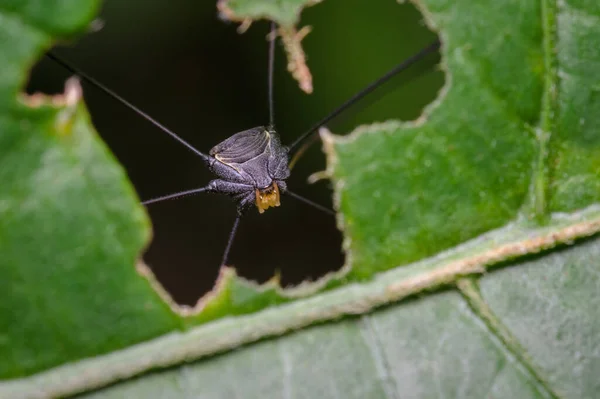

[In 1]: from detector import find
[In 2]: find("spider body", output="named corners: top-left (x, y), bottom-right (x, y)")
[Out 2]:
top-left (207, 126), bottom-right (290, 213)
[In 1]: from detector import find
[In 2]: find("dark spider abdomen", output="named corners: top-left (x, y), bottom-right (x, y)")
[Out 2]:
top-left (207, 126), bottom-right (290, 213)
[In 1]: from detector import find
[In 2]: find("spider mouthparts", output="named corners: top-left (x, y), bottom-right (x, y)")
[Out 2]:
top-left (255, 182), bottom-right (281, 214)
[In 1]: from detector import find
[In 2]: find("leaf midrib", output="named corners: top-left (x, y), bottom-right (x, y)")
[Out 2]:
top-left (531, 0), bottom-right (558, 221)
top-left (2, 207), bottom-right (599, 398)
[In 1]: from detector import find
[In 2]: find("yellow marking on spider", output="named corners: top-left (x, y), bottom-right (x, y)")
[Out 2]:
top-left (255, 182), bottom-right (281, 214)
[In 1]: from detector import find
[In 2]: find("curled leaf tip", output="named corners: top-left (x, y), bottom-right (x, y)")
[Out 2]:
top-left (237, 19), bottom-right (253, 33)
top-left (268, 269), bottom-right (282, 286)
top-left (216, 0), bottom-right (235, 21)
top-left (88, 18), bottom-right (105, 33)
top-left (55, 77), bottom-right (83, 134)
top-left (216, 0), bottom-right (318, 93)
top-left (64, 77), bottom-right (83, 106)
top-left (280, 25), bottom-right (313, 93)
top-left (306, 127), bottom-right (335, 182)
top-left (307, 171), bottom-right (329, 184)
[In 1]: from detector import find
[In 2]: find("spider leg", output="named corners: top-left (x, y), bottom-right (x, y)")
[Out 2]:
top-left (287, 40), bottom-right (441, 156)
top-left (142, 186), bottom-right (212, 205)
top-left (221, 213), bottom-right (242, 267)
top-left (285, 190), bottom-right (335, 216)
top-left (46, 52), bottom-right (210, 162)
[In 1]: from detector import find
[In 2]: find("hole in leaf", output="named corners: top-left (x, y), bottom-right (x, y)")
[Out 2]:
top-left (26, 0), bottom-right (443, 307)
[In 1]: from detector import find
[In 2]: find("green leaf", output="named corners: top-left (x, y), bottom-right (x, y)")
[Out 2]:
top-left (2, 0), bottom-right (600, 398)
top-left (0, 0), bottom-right (181, 379)
top-left (326, 0), bottom-right (600, 278)
top-left (6, 223), bottom-right (600, 398)
top-left (81, 234), bottom-right (600, 399)
top-left (217, 0), bottom-right (315, 26)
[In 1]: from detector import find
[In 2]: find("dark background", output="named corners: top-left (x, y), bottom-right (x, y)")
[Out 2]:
top-left (27, 0), bottom-right (443, 305)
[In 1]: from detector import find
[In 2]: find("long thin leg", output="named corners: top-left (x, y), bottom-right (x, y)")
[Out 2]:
top-left (142, 187), bottom-right (211, 205)
top-left (46, 52), bottom-right (210, 163)
top-left (267, 21), bottom-right (277, 128)
top-left (285, 190), bottom-right (335, 216)
top-left (288, 59), bottom-right (438, 169)
top-left (288, 40), bottom-right (441, 152)
top-left (221, 213), bottom-right (242, 266)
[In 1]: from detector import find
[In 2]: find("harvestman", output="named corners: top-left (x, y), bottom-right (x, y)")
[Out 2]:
top-left (47, 21), bottom-right (440, 267)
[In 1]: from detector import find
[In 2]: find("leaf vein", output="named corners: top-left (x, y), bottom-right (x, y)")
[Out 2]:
top-left (456, 278), bottom-right (561, 399)
top-left (358, 315), bottom-right (399, 399)
top-left (531, 0), bottom-right (559, 221)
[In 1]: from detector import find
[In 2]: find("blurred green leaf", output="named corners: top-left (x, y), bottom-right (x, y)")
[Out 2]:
top-left (0, 0), bottom-right (181, 379)
top-left (1, 0), bottom-right (599, 398)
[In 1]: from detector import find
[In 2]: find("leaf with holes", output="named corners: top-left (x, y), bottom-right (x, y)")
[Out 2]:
top-left (0, 0), bottom-right (179, 380)
top-left (2, 0), bottom-right (600, 398)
